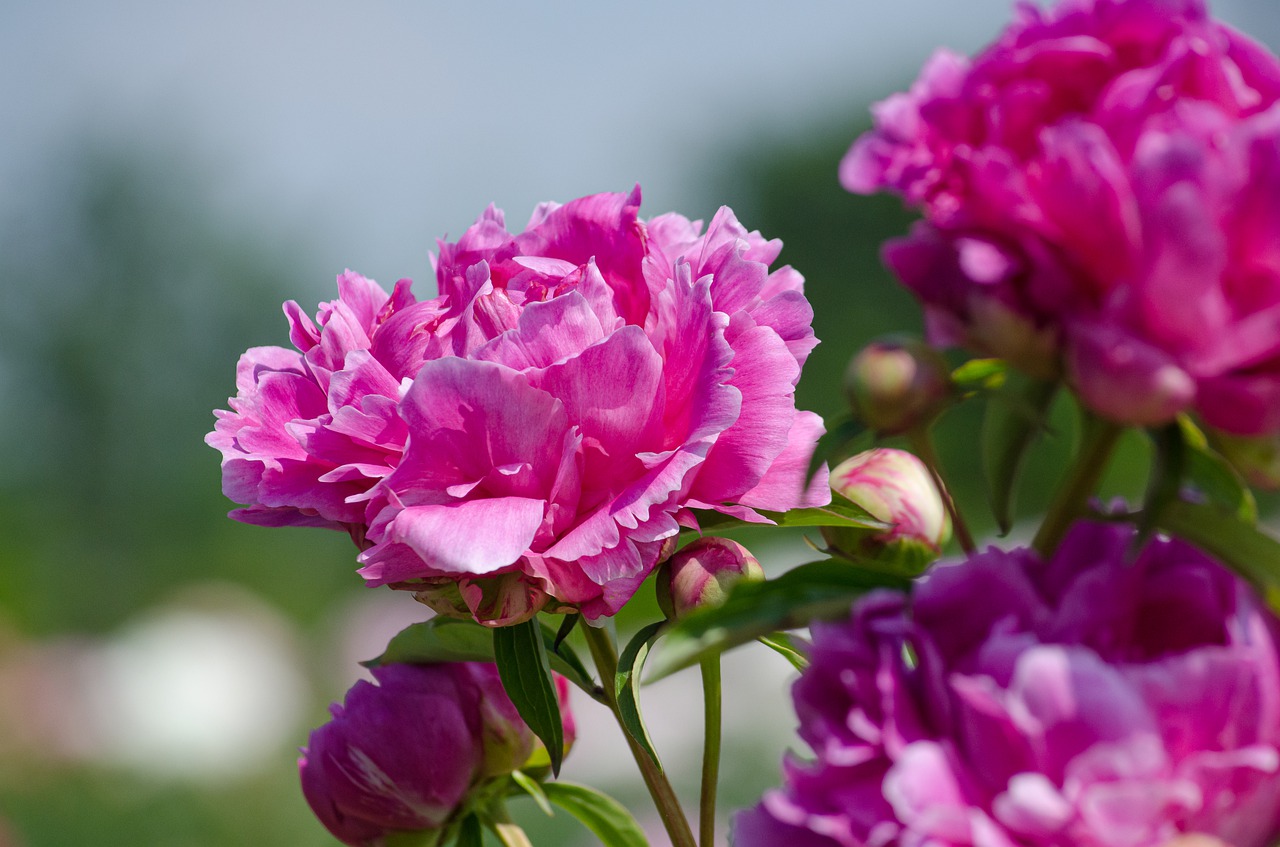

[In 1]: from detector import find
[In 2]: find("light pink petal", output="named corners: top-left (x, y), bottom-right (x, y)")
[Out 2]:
top-left (372, 497), bottom-right (545, 577)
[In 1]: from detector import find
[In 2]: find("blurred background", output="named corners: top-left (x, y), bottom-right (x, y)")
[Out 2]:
top-left (2, 1), bottom-right (1278, 844)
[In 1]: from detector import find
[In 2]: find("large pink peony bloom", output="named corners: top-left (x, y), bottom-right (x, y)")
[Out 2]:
top-left (209, 188), bottom-right (827, 622)
top-left (735, 522), bottom-right (1280, 847)
top-left (843, 0), bottom-right (1280, 434)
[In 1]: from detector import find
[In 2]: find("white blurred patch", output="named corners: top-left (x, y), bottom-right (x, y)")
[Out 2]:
top-left (78, 584), bottom-right (309, 781)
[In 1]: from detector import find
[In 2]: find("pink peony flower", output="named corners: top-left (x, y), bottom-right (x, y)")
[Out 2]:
top-left (299, 662), bottom-right (574, 846)
top-left (210, 188), bottom-right (827, 623)
top-left (843, 0), bottom-right (1280, 434)
top-left (735, 522), bottom-right (1280, 847)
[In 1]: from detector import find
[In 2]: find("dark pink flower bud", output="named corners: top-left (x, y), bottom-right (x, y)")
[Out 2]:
top-left (823, 449), bottom-right (950, 571)
top-left (656, 538), bottom-right (763, 620)
top-left (843, 336), bottom-right (952, 435)
top-left (299, 662), bottom-right (573, 846)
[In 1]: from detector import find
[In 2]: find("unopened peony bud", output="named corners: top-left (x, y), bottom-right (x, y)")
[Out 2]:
top-left (823, 449), bottom-right (950, 571)
top-left (656, 538), bottom-right (763, 621)
top-left (843, 336), bottom-right (952, 435)
top-left (299, 662), bottom-right (573, 846)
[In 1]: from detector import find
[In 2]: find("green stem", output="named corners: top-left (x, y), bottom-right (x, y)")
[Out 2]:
top-left (699, 657), bottom-right (722, 847)
top-left (1032, 414), bottom-right (1124, 558)
top-left (908, 428), bottom-right (976, 554)
top-left (582, 624), bottom-right (698, 847)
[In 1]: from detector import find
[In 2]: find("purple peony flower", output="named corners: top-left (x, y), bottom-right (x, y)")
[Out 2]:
top-left (210, 187), bottom-right (827, 623)
top-left (735, 522), bottom-right (1280, 847)
top-left (299, 662), bottom-right (574, 846)
top-left (843, 0), bottom-right (1280, 434)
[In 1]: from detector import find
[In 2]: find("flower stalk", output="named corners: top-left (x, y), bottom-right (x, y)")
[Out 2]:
top-left (907, 429), bottom-right (975, 554)
top-left (699, 656), bottom-right (723, 847)
top-left (1032, 414), bottom-right (1123, 558)
top-left (582, 623), bottom-right (697, 847)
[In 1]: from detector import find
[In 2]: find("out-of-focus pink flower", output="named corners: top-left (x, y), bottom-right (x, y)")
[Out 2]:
top-left (656, 537), bottom-right (763, 620)
top-left (210, 188), bottom-right (827, 623)
top-left (844, 0), bottom-right (1280, 435)
top-left (299, 662), bottom-right (573, 846)
top-left (735, 522), bottom-right (1280, 847)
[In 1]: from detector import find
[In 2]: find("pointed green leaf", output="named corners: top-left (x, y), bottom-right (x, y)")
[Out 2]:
top-left (365, 617), bottom-right (601, 703)
top-left (757, 632), bottom-right (810, 672)
top-left (687, 491), bottom-right (889, 536)
top-left (951, 358), bottom-right (1008, 394)
top-left (981, 374), bottom-right (1058, 535)
top-left (542, 623), bottom-right (598, 701)
top-left (493, 619), bottom-right (565, 776)
top-left (615, 621), bottom-right (666, 770)
top-left (1157, 500), bottom-right (1280, 610)
top-left (541, 782), bottom-right (650, 847)
top-left (553, 614), bottom-right (580, 652)
top-left (368, 616), bottom-right (496, 667)
top-left (510, 770), bottom-right (553, 817)
top-left (647, 560), bottom-right (909, 682)
top-left (1176, 416), bottom-right (1257, 524)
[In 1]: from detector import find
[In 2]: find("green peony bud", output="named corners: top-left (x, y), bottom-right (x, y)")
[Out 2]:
top-left (843, 336), bottom-right (953, 435)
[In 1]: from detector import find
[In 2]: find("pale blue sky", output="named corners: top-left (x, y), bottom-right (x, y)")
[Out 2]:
top-left (3, 1), bottom-right (1276, 290)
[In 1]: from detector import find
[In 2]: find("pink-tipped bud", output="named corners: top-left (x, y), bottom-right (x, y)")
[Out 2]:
top-left (844, 336), bottom-right (952, 435)
top-left (823, 449), bottom-right (951, 572)
top-left (656, 538), bottom-right (764, 621)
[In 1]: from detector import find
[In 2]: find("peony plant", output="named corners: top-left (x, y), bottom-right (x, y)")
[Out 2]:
top-left (208, 1), bottom-right (1280, 845)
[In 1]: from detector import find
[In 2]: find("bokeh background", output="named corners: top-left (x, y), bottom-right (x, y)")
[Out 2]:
top-left (2, 1), bottom-right (1278, 844)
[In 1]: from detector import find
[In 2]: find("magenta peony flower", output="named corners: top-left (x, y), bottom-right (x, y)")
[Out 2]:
top-left (735, 522), bottom-right (1280, 847)
top-left (210, 188), bottom-right (827, 622)
top-left (299, 662), bottom-right (574, 846)
top-left (843, 0), bottom-right (1280, 434)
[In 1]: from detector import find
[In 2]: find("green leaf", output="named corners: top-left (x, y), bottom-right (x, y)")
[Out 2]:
top-left (1176, 416), bottom-right (1257, 524)
top-left (365, 617), bottom-right (601, 702)
top-left (540, 620), bottom-right (598, 700)
top-left (1157, 500), bottom-right (1280, 610)
top-left (647, 560), bottom-right (909, 682)
top-left (453, 815), bottom-right (483, 847)
top-left (615, 621), bottom-right (666, 770)
top-left (369, 616), bottom-right (498, 667)
top-left (493, 619), bottom-right (565, 777)
top-left (510, 771), bottom-right (553, 817)
top-left (688, 491), bottom-right (889, 536)
top-left (806, 415), bottom-right (867, 483)
top-left (951, 358), bottom-right (1008, 394)
top-left (981, 374), bottom-right (1058, 535)
top-left (541, 782), bottom-right (650, 847)
top-left (757, 632), bottom-right (810, 672)
top-left (552, 614), bottom-right (580, 652)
